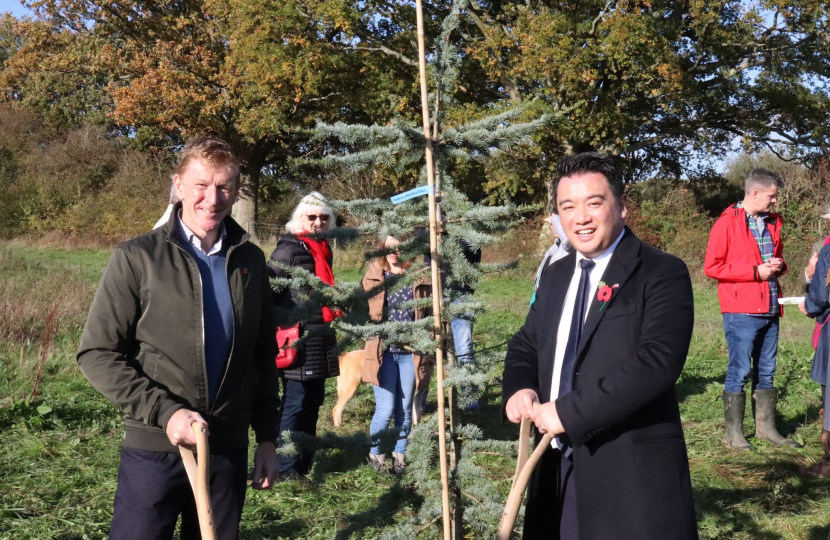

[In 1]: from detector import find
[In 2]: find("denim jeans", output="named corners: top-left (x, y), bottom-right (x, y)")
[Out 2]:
top-left (277, 377), bottom-right (326, 474)
top-left (452, 317), bottom-right (475, 364)
top-left (370, 350), bottom-right (416, 455)
top-left (723, 313), bottom-right (779, 393)
top-left (452, 316), bottom-right (479, 409)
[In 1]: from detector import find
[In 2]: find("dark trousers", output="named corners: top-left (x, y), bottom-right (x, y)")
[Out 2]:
top-left (109, 447), bottom-right (248, 540)
top-left (558, 453), bottom-right (578, 540)
top-left (523, 449), bottom-right (578, 540)
top-left (277, 377), bottom-right (326, 474)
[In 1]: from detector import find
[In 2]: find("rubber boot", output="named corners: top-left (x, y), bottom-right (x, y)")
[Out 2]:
top-left (392, 452), bottom-right (406, 474)
top-left (802, 430), bottom-right (830, 478)
top-left (723, 391), bottom-right (752, 450)
top-left (368, 454), bottom-right (389, 473)
top-left (752, 388), bottom-right (802, 447)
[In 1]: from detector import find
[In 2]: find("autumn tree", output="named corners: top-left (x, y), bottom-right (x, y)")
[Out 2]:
top-left (2, 0), bottom-right (421, 231)
top-left (0, 13), bottom-right (16, 66)
top-left (459, 0), bottom-right (830, 208)
top-left (0, 11), bottom-right (113, 132)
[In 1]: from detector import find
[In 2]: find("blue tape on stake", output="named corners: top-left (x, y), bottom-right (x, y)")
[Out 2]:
top-left (391, 185), bottom-right (434, 204)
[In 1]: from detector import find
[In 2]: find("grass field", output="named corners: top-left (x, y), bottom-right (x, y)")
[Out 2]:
top-left (1, 241), bottom-right (829, 539)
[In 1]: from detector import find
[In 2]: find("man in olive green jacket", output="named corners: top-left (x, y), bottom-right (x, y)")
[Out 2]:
top-left (77, 138), bottom-right (280, 540)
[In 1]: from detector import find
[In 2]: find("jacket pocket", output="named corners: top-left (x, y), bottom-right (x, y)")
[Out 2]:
top-left (140, 351), bottom-right (159, 380)
top-left (603, 301), bottom-right (636, 320)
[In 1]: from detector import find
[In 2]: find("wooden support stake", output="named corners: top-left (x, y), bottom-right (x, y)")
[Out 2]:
top-left (414, 1), bottom-right (451, 539)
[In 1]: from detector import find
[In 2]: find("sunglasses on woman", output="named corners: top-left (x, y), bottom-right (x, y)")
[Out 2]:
top-left (306, 214), bottom-right (330, 222)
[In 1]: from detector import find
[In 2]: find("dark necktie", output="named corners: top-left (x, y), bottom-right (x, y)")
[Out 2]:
top-left (557, 258), bottom-right (595, 454)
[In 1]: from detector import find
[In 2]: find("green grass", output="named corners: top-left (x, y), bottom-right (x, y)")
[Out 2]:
top-left (1, 242), bottom-right (829, 539)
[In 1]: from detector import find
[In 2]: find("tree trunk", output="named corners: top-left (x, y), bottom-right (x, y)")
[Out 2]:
top-left (232, 160), bottom-right (262, 241)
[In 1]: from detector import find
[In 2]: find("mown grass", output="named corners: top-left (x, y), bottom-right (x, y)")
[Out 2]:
top-left (1, 241), bottom-right (829, 539)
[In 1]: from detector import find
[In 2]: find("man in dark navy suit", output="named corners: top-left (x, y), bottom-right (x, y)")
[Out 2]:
top-left (503, 153), bottom-right (698, 540)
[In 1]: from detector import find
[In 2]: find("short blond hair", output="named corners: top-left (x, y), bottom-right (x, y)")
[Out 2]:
top-left (176, 137), bottom-right (240, 182)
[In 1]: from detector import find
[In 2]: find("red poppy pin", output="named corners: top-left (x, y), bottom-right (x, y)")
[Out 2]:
top-left (242, 268), bottom-right (248, 275)
top-left (597, 281), bottom-right (619, 312)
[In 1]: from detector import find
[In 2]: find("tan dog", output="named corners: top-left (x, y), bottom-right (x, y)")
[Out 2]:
top-left (332, 349), bottom-right (431, 428)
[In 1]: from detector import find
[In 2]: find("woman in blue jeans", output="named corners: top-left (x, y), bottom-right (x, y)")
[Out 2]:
top-left (362, 233), bottom-right (431, 473)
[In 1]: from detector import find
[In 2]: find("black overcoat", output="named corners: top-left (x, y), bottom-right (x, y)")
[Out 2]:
top-left (503, 228), bottom-right (698, 540)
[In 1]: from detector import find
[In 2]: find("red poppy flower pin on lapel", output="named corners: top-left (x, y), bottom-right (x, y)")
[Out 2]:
top-left (597, 281), bottom-right (619, 312)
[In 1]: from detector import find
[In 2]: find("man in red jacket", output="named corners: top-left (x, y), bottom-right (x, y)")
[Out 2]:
top-left (704, 168), bottom-right (800, 449)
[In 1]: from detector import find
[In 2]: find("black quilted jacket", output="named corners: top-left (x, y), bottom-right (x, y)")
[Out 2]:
top-left (267, 235), bottom-right (339, 381)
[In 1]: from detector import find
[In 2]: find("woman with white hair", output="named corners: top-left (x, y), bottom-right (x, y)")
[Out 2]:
top-left (267, 191), bottom-right (340, 483)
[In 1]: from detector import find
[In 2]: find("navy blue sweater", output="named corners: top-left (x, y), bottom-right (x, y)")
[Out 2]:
top-left (180, 236), bottom-right (234, 406)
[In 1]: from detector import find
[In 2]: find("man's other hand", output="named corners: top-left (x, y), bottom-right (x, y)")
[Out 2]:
top-left (758, 261), bottom-right (777, 280)
top-left (505, 389), bottom-right (540, 424)
top-left (166, 409), bottom-right (208, 448)
top-left (799, 300), bottom-right (809, 316)
top-left (807, 251), bottom-right (819, 281)
top-left (768, 257), bottom-right (785, 276)
top-left (530, 401), bottom-right (564, 436)
top-left (252, 441), bottom-right (278, 490)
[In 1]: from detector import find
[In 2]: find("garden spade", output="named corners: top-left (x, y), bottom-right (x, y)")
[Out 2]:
top-left (179, 422), bottom-right (217, 540)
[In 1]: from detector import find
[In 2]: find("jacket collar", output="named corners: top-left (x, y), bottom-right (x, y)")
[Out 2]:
top-left (163, 201), bottom-right (250, 250)
top-left (726, 202), bottom-right (782, 224)
top-left (364, 259), bottom-right (385, 283)
top-left (576, 227), bottom-right (642, 358)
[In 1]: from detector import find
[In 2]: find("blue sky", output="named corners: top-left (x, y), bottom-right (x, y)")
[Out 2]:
top-left (0, 0), bottom-right (32, 18)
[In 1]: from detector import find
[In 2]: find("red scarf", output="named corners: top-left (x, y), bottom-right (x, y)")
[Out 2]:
top-left (298, 233), bottom-right (341, 322)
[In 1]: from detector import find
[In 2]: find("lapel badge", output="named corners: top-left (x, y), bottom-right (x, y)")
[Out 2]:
top-left (597, 281), bottom-right (619, 312)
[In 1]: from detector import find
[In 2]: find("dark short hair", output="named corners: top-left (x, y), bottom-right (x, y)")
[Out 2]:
top-left (553, 153), bottom-right (624, 204)
top-left (744, 168), bottom-right (783, 194)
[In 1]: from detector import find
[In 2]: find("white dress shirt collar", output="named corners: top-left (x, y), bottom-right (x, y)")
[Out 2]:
top-left (574, 228), bottom-right (626, 268)
top-left (177, 210), bottom-right (227, 256)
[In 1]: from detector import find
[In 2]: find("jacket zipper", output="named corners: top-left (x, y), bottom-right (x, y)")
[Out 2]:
top-left (210, 241), bottom-right (242, 415)
top-left (170, 240), bottom-right (209, 413)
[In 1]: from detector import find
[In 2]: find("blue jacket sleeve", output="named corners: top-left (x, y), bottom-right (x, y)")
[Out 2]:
top-left (805, 244), bottom-right (830, 319)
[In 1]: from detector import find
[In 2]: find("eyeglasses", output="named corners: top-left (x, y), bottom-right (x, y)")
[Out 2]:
top-left (306, 214), bottom-right (330, 222)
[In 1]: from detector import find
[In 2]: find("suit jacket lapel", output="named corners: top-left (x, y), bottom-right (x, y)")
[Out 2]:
top-left (576, 228), bottom-right (642, 359)
top-left (537, 251), bottom-right (576, 401)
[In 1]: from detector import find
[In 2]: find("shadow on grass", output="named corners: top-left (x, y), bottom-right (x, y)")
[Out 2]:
top-left (779, 401), bottom-right (823, 438)
top-left (311, 443), bottom-right (371, 478)
top-left (241, 518), bottom-right (309, 539)
top-left (677, 373), bottom-right (722, 403)
top-left (807, 524), bottom-right (830, 540)
top-left (330, 482), bottom-right (420, 540)
top-left (696, 458), bottom-right (830, 539)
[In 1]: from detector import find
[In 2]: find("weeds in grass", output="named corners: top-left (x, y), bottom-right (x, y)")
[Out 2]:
top-left (30, 297), bottom-right (61, 400)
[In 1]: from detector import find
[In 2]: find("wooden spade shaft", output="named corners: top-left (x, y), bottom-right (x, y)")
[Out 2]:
top-left (498, 415), bottom-right (553, 540)
top-left (179, 422), bottom-right (217, 540)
